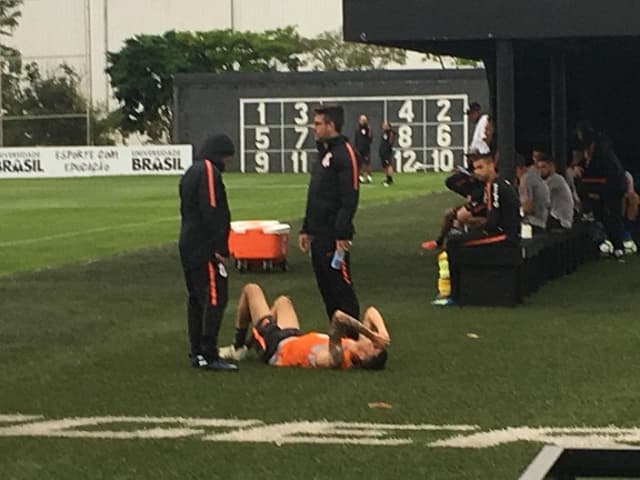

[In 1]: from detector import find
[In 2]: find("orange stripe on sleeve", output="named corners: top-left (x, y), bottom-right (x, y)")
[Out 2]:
top-left (204, 159), bottom-right (217, 207)
top-left (582, 177), bottom-right (607, 184)
top-left (345, 142), bottom-right (359, 191)
top-left (340, 261), bottom-right (351, 285)
top-left (207, 261), bottom-right (218, 306)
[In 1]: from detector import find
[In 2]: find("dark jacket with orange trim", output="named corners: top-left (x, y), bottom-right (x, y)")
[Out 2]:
top-left (179, 135), bottom-right (234, 269)
top-left (302, 135), bottom-right (360, 241)
top-left (483, 178), bottom-right (521, 242)
top-left (582, 141), bottom-right (627, 194)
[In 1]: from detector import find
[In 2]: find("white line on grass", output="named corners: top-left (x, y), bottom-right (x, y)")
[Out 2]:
top-left (0, 217), bottom-right (180, 247)
top-left (0, 414), bottom-right (478, 446)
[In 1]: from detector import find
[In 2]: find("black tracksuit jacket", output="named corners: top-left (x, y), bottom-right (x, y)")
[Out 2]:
top-left (302, 135), bottom-right (359, 241)
top-left (178, 150), bottom-right (230, 270)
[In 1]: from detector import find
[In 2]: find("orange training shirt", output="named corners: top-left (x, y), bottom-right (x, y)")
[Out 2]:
top-left (272, 332), bottom-right (353, 368)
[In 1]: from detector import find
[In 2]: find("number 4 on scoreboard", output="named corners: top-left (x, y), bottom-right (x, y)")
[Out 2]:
top-left (398, 100), bottom-right (415, 122)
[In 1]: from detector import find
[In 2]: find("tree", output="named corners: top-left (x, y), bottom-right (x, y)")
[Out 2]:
top-left (107, 27), bottom-right (307, 142)
top-left (0, 0), bottom-right (21, 37)
top-left (422, 53), bottom-right (483, 69)
top-left (0, 0), bottom-right (112, 146)
top-left (0, 0), bottom-right (25, 145)
top-left (4, 62), bottom-right (88, 146)
top-left (0, 0), bottom-right (23, 85)
top-left (301, 29), bottom-right (407, 71)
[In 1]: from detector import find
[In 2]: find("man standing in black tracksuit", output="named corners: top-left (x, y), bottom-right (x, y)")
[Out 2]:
top-left (379, 121), bottom-right (395, 186)
top-left (299, 105), bottom-right (361, 332)
top-left (179, 134), bottom-right (238, 371)
top-left (578, 128), bottom-right (627, 259)
top-left (355, 115), bottom-right (373, 184)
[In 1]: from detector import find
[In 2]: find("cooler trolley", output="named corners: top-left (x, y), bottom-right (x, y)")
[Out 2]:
top-left (228, 220), bottom-right (290, 272)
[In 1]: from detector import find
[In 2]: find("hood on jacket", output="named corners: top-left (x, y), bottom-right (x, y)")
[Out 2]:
top-left (196, 134), bottom-right (235, 171)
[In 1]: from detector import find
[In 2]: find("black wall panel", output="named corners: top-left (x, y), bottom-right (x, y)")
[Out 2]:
top-left (174, 70), bottom-right (489, 173)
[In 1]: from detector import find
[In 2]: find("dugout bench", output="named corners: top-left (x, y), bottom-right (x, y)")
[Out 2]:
top-left (447, 222), bottom-right (597, 306)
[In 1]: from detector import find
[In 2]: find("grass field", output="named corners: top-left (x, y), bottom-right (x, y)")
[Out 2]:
top-left (1, 172), bottom-right (639, 479)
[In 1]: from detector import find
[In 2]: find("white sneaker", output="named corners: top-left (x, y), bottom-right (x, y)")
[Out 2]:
top-left (383, 181), bottom-right (389, 187)
top-left (358, 175), bottom-right (365, 184)
top-left (218, 345), bottom-right (248, 361)
top-left (623, 240), bottom-right (638, 255)
top-left (366, 175), bottom-right (373, 183)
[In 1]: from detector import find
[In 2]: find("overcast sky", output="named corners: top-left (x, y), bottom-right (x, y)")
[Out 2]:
top-left (6, 0), bottom-right (351, 106)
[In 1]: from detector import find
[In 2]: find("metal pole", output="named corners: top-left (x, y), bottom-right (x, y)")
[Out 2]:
top-left (551, 52), bottom-right (567, 173)
top-left (0, 58), bottom-right (4, 147)
top-left (85, 0), bottom-right (93, 145)
top-left (230, 0), bottom-right (234, 30)
top-left (496, 40), bottom-right (516, 182)
top-left (104, 0), bottom-right (109, 112)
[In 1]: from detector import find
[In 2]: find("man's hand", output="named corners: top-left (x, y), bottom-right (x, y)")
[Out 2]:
top-left (572, 166), bottom-right (584, 178)
top-left (214, 253), bottom-right (227, 265)
top-left (298, 233), bottom-right (310, 253)
top-left (456, 207), bottom-right (473, 224)
top-left (332, 310), bottom-right (388, 348)
top-left (370, 331), bottom-right (390, 349)
top-left (336, 239), bottom-right (352, 251)
top-left (522, 199), bottom-right (535, 215)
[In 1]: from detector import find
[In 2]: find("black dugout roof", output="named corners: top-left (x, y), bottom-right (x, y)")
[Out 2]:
top-left (344, 0), bottom-right (640, 180)
top-left (344, 0), bottom-right (640, 43)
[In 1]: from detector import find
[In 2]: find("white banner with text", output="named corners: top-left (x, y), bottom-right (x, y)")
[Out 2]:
top-left (0, 145), bottom-right (193, 179)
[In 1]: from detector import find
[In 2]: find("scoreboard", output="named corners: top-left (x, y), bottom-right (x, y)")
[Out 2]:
top-left (240, 95), bottom-right (469, 174)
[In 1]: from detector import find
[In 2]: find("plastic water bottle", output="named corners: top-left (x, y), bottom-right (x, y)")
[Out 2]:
top-left (330, 249), bottom-right (345, 270)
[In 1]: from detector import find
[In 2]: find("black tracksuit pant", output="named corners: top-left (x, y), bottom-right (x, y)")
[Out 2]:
top-left (310, 237), bottom-right (360, 334)
top-left (183, 260), bottom-right (228, 358)
top-left (593, 188), bottom-right (625, 251)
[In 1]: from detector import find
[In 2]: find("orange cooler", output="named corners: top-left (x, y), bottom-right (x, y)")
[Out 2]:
top-left (228, 220), bottom-right (290, 272)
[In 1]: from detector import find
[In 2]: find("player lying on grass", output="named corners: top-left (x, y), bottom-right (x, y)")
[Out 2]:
top-left (219, 283), bottom-right (390, 369)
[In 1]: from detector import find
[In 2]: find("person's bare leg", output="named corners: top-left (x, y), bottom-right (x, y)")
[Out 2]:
top-left (269, 295), bottom-right (300, 329)
top-left (221, 283), bottom-right (273, 359)
top-left (236, 283), bottom-right (272, 328)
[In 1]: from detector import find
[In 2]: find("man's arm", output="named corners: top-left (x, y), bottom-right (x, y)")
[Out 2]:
top-left (334, 143), bottom-right (360, 241)
top-left (315, 311), bottom-right (389, 369)
top-left (328, 311), bottom-right (389, 367)
top-left (362, 307), bottom-right (390, 343)
top-left (198, 161), bottom-right (230, 257)
top-left (456, 207), bottom-right (487, 228)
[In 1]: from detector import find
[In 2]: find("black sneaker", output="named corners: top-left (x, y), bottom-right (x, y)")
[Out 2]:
top-left (205, 357), bottom-right (239, 371)
top-left (190, 353), bottom-right (209, 368)
top-left (190, 353), bottom-right (239, 371)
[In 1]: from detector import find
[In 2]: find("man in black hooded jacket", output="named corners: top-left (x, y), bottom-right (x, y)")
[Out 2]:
top-left (179, 134), bottom-right (238, 371)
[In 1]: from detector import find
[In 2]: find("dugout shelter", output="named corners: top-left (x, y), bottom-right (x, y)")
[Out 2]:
top-left (343, 0), bottom-right (640, 182)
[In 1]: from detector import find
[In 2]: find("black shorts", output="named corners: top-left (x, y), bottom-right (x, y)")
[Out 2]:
top-left (358, 153), bottom-right (370, 165)
top-left (381, 156), bottom-right (392, 168)
top-left (252, 316), bottom-right (301, 363)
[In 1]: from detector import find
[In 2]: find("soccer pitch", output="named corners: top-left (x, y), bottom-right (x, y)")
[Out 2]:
top-left (1, 173), bottom-right (639, 479)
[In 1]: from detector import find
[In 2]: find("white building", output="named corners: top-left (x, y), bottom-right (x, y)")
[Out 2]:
top-left (7, 0), bottom-right (439, 109)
